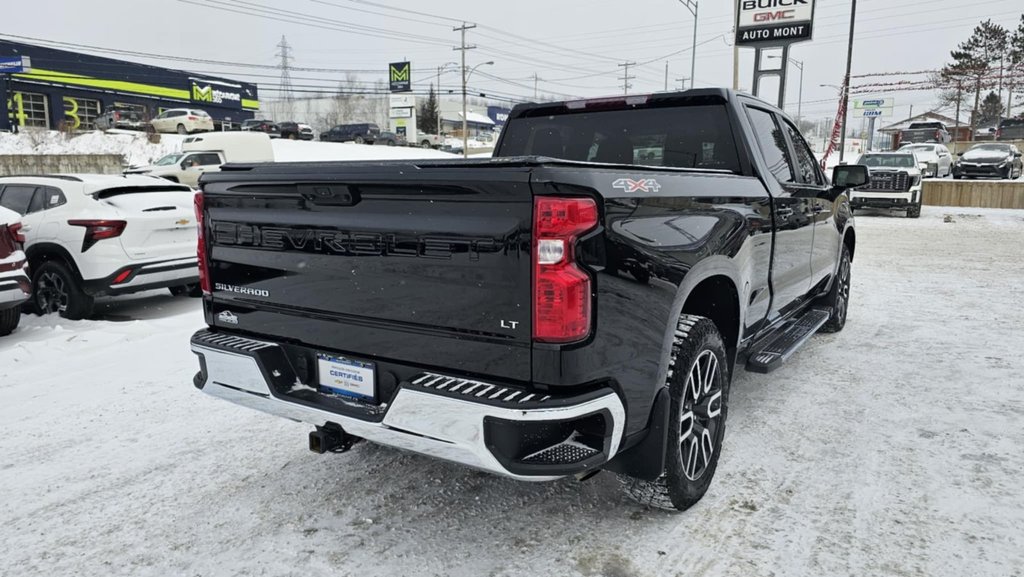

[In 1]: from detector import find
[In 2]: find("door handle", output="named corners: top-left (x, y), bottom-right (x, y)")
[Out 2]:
top-left (20, 225), bottom-right (32, 232)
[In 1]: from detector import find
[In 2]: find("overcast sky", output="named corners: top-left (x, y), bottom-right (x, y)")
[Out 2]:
top-left (5, 0), bottom-right (1023, 122)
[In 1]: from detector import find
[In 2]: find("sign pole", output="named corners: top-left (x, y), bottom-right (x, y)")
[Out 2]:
top-left (0, 72), bottom-right (8, 132)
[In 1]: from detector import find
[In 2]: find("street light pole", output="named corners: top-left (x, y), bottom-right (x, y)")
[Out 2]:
top-left (769, 56), bottom-right (805, 123)
top-left (679, 0), bottom-right (698, 90)
top-left (461, 61), bottom-right (494, 156)
top-left (436, 62), bottom-right (458, 139)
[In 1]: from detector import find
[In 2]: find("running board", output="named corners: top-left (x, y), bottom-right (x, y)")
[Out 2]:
top-left (745, 308), bottom-right (831, 374)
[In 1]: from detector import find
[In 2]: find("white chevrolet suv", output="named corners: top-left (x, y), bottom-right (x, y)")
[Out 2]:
top-left (0, 174), bottom-right (200, 319)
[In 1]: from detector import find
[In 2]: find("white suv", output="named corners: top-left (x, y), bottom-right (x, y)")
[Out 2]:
top-left (0, 175), bottom-right (200, 319)
top-left (150, 108), bottom-right (214, 134)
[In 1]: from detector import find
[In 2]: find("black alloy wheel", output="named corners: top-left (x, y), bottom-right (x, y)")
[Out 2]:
top-left (679, 349), bottom-right (725, 482)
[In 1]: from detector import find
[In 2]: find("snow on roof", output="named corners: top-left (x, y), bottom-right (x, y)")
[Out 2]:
top-left (442, 112), bottom-right (495, 125)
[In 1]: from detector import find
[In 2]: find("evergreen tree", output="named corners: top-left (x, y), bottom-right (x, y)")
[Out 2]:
top-left (943, 20), bottom-right (1008, 132)
top-left (979, 91), bottom-right (1005, 125)
top-left (1008, 15), bottom-right (1024, 118)
top-left (419, 84), bottom-right (439, 135)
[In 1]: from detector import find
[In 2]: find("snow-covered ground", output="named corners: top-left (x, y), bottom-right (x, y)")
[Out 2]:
top-left (2, 207), bottom-right (1023, 576)
top-left (0, 129), bottom-right (457, 169)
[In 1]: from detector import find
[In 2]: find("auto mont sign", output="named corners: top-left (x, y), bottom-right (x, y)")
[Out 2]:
top-left (736, 0), bottom-right (816, 47)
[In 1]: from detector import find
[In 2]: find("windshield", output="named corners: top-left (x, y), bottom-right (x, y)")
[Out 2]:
top-left (901, 145), bottom-right (934, 154)
top-left (153, 153), bottom-right (185, 166)
top-left (970, 144), bottom-right (1010, 153)
top-left (860, 154), bottom-right (915, 168)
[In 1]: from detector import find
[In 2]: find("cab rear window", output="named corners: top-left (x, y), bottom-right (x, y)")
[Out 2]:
top-left (498, 104), bottom-right (740, 173)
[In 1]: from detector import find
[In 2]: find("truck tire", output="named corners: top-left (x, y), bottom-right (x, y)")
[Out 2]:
top-left (818, 245), bottom-right (851, 333)
top-left (354, 135), bottom-right (365, 144)
top-left (620, 314), bottom-right (730, 512)
top-left (32, 260), bottom-right (94, 320)
top-left (906, 202), bottom-right (921, 218)
top-left (0, 307), bottom-right (20, 336)
top-left (421, 140), bottom-right (432, 149)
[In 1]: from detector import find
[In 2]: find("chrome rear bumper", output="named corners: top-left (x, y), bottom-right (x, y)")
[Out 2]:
top-left (191, 330), bottom-right (626, 481)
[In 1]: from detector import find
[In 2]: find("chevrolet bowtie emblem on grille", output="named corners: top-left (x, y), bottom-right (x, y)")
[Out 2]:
top-left (612, 178), bottom-right (662, 193)
top-left (176, 218), bottom-right (191, 226)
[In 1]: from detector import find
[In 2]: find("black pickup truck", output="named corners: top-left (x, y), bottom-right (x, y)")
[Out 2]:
top-left (190, 89), bottom-right (867, 511)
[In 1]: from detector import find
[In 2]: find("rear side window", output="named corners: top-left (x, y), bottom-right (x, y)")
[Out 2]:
top-left (783, 121), bottom-right (822, 185)
top-left (499, 103), bottom-right (741, 172)
top-left (0, 185), bottom-right (38, 215)
top-left (192, 153), bottom-right (222, 166)
top-left (747, 108), bottom-right (795, 183)
top-left (42, 186), bottom-right (67, 209)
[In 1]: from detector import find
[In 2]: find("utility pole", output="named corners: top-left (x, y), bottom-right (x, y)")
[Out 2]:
top-left (275, 35), bottom-right (294, 101)
top-left (453, 22), bottom-right (477, 158)
top-left (838, 0), bottom-right (857, 163)
top-left (618, 61), bottom-right (636, 95)
top-left (533, 73), bottom-right (541, 100)
top-left (676, 77), bottom-right (689, 90)
top-left (679, 0), bottom-right (698, 90)
top-left (664, 61), bottom-right (669, 92)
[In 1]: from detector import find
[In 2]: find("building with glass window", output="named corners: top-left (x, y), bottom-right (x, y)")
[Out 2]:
top-left (0, 40), bottom-right (259, 132)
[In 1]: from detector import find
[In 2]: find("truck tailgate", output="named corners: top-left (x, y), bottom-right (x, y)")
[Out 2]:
top-left (201, 161), bottom-right (534, 382)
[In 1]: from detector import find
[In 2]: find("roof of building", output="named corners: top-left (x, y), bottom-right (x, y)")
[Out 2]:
top-left (879, 111), bottom-right (967, 133)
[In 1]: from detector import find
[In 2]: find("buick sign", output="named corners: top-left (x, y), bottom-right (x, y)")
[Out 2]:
top-left (736, 0), bottom-right (816, 47)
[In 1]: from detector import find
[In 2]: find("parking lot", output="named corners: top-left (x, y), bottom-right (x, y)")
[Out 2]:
top-left (1, 206), bottom-right (1022, 577)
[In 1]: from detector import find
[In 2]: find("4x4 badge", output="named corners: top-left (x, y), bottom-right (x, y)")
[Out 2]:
top-left (612, 178), bottom-right (661, 193)
top-left (217, 310), bottom-right (239, 325)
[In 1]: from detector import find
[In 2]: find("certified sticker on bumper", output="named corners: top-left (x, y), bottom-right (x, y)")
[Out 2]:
top-left (317, 354), bottom-right (375, 400)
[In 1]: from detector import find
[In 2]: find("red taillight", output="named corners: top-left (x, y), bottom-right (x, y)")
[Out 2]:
top-left (533, 197), bottom-right (598, 343)
top-left (195, 192), bottom-right (211, 295)
top-left (67, 219), bottom-right (126, 251)
top-left (7, 222), bottom-right (25, 245)
top-left (188, 115), bottom-right (198, 121)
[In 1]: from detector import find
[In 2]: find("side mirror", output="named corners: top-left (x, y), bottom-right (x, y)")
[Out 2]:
top-left (957, 151), bottom-right (964, 156)
top-left (1014, 152), bottom-right (1022, 158)
top-left (832, 164), bottom-right (870, 190)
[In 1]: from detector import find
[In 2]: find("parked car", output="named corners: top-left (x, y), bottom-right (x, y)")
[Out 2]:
top-left (278, 121), bottom-right (315, 140)
top-left (899, 121), bottom-right (951, 145)
top-left (852, 151), bottom-right (924, 217)
top-left (125, 132), bottom-right (274, 187)
top-left (952, 143), bottom-right (1023, 180)
top-left (897, 143), bottom-right (953, 178)
top-left (319, 123), bottom-right (380, 144)
top-left (414, 133), bottom-right (444, 149)
top-left (240, 119), bottom-right (279, 137)
top-left (996, 117), bottom-right (1024, 141)
top-left (373, 131), bottom-right (406, 146)
top-left (0, 206), bottom-right (30, 336)
top-left (94, 104), bottom-right (145, 131)
top-left (0, 175), bottom-right (201, 319)
top-left (190, 88), bottom-right (865, 512)
top-left (150, 108), bottom-right (214, 135)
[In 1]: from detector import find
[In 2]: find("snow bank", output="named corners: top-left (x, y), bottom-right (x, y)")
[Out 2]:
top-left (0, 130), bottom-right (458, 169)
top-left (272, 140), bottom-right (457, 162)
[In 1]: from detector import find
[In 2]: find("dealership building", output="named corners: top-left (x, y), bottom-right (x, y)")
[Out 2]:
top-left (0, 40), bottom-right (259, 132)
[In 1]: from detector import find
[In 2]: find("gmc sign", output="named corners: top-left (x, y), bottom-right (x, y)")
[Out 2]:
top-left (736, 0), bottom-right (815, 47)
